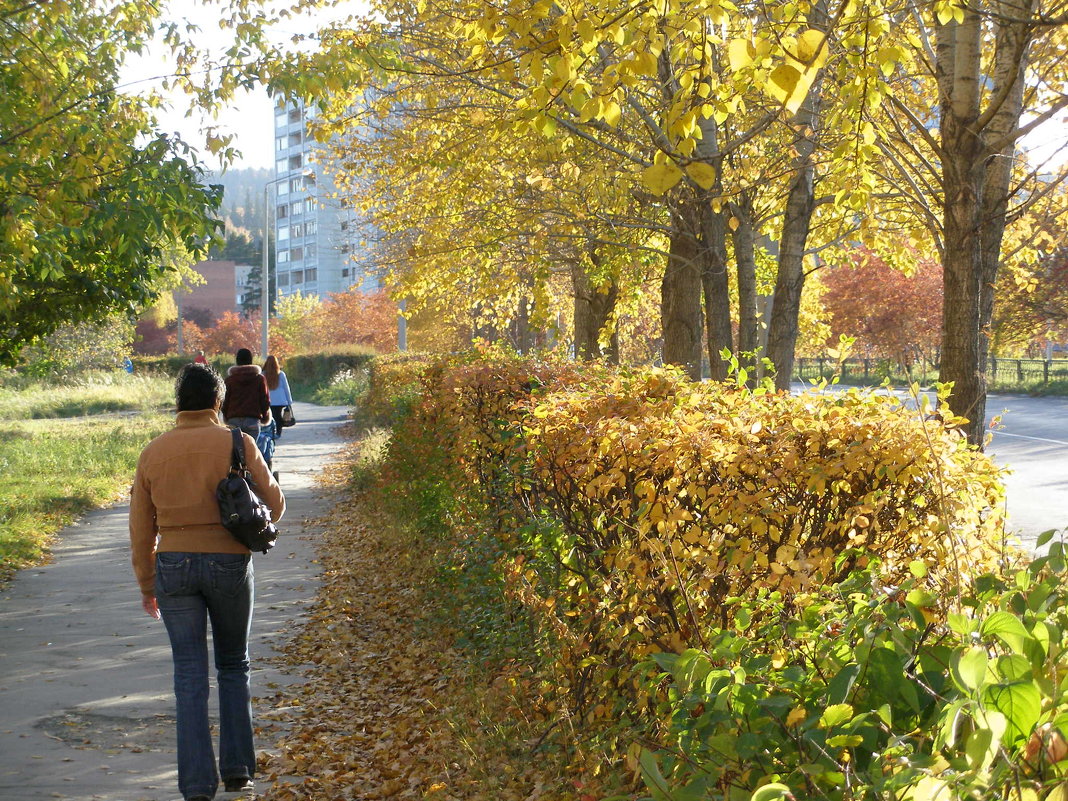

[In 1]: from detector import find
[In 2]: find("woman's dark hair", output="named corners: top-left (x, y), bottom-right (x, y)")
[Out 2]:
top-left (235, 347), bottom-right (253, 366)
top-left (175, 363), bottom-right (226, 412)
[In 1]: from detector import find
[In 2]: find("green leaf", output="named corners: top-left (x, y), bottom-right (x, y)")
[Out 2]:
top-left (982, 611), bottom-right (1034, 655)
top-left (1036, 529), bottom-right (1056, 548)
top-left (983, 682), bottom-right (1042, 742)
top-left (827, 734), bottom-right (864, 747)
top-left (638, 749), bottom-right (672, 801)
top-left (964, 726), bottom-right (996, 772)
top-left (955, 647), bottom-right (989, 691)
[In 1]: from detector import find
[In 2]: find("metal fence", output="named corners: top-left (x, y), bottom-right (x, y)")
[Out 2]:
top-left (794, 357), bottom-right (1068, 387)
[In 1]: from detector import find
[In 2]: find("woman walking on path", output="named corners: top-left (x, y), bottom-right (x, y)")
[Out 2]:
top-left (129, 363), bottom-right (285, 801)
top-left (263, 354), bottom-right (294, 439)
top-left (221, 348), bottom-right (271, 440)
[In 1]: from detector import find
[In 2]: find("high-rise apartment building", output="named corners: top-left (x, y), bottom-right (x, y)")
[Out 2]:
top-left (272, 98), bottom-right (378, 299)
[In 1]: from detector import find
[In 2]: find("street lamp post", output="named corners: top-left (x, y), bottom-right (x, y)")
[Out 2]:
top-left (261, 176), bottom-right (289, 357)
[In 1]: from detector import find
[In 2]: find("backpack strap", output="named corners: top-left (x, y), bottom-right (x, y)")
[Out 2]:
top-left (229, 427), bottom-right (246, 475)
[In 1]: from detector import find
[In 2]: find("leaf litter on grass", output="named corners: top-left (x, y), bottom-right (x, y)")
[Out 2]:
top-left (260, 436), bottom-right (579, 801)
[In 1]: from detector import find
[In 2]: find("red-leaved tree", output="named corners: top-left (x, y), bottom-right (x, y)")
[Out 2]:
top-left (199, 311), bottom-right (260, 357)
top-left (313, 289), bottom-right (398, 352)
top-left (820, 250), bottom-right (942, 368)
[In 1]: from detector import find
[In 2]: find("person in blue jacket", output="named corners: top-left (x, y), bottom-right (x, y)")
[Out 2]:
top-left (261, 355), bottom-right (294, 438)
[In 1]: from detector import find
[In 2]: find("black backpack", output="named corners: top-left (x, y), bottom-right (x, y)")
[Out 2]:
top-left (216, 427), bottom-right (278, 554)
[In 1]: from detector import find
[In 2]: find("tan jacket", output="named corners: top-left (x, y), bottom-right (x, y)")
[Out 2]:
top-left (129, 408), bottom-right (285, 594)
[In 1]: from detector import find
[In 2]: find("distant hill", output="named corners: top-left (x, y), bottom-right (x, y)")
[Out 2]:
top-left (205, 167), bottom-right (271, 261)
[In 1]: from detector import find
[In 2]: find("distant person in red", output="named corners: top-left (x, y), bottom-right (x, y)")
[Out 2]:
top-left (220, 348), bottom-right (271, 440)
top-left (193, 350), bottom-right (208, 365)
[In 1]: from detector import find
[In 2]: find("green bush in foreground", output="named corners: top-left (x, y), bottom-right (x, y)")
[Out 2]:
top-left (635, 540), bottom-right (1068, 800)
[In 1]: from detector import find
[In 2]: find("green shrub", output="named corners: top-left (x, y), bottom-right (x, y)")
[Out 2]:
top-left (637, 539), bottom-right (1068, 800)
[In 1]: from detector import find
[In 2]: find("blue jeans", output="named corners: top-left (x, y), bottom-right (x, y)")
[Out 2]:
top-left (156, 553), bottom-right (256, 800)
top-left (225, 417), bottom-right (260, 439)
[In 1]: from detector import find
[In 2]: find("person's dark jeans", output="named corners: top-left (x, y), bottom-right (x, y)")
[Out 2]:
top-left (269, 405), bottom-right (285, 438)
top-left (156, 553), bottom-right (256, 800)
top-left (224, 416), bottom-right (260, 440)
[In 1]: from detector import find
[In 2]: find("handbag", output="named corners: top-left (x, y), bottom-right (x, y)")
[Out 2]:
top-left (280, 405), bottom-right (296, 427)
top-left (216, 428), bottom-right (277, 554)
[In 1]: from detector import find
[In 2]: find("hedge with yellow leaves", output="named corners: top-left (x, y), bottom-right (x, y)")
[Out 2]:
top-left (369, 354), bottom-right (1021, 794)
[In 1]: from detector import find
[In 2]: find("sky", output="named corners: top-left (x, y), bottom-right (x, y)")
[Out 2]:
top-left (120, 1), bottom-right (363, 172)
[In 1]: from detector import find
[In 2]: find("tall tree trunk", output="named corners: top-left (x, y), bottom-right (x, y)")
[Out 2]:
top-left (515, 295), bottom-right (532, 354)
top-left (767, 102), bottom-right (821, 390)
top-left (694, 117), bottom-right (732, 381)
top-left (701, 198), bottom-right (733, 381)
top-left (936, 8), bottom-right (987, 445)
top-left (766, 3), bottom-right (826, 391)
top-left (662, 204), bottom-right (703, 379)
top-left (732, 190), bottom-right (760, 383)
top-left (978, 12), bottom-right (1032, 382)
top-left (572, 260), bottom-right (620, 363)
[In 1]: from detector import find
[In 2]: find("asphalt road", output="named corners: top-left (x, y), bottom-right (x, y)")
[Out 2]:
top-left (985, 393), bottom-right (1068, 548)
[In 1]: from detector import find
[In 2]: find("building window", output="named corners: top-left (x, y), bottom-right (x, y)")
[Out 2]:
top-left (340, 220), bottom-right (349, 231)
top-left (290, 223), bottom-right (304, 239)
top-left (277, 204), bottom-right (288, 219)
top-left (292, 270), bottom-right (304, 284)
top-left (340, 243), bottom-right (351, 254)
top-left (277, 249), bottom-right (290, 263)
top-left (290, 246), bottom-right (303, 261)
top-left (278, 181), bottom-right (289, 197)
top-left (290, 200), bottom-right (304, 216)
top-left (341, 268), bottom-right (350, 277)
top-left (276, 136), bottom-right (286, 151)
top-left (288, 132), bottom-right (302, 147)
top-left (305, 243), bottom-right (316, 258)
top-left (288, 154), bottom-right (302, 171)
top-left (288, 108), bottom-right (301, 124)
top-left (277, 272), bottom-right (290, 288)
top-left (305, 268), bottom-right (317, 282)
top-left (306, 220), bottom-right (317, 236)
top-left (278, 226), bottom-right (290, 241)
top-left (275, 157), bottom-right (286, 173)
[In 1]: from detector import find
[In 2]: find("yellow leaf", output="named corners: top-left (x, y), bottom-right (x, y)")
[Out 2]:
top-left (786, 707), bottom-right (806, 727)
top-left (727, 39), bottom-right (753, 71)
top-left (728, 216), bottom-right (740, 231)
top-left (602, 100), bottom-right (622, 127)
top-left (686, 161), bottom-right (717, 190)
top-left (641, 161), bottom-right (683, 196)
top-left (795, 29), bottom-right (828, 67)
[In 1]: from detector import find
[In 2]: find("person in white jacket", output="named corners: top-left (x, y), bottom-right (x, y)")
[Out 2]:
top-left (261, 355), bottom-right (294, 438)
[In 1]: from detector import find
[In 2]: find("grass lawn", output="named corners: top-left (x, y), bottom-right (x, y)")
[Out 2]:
top-left (0, 371), bottom-right (174, 419)
top-left (0, 414), bottom-right (170, 579)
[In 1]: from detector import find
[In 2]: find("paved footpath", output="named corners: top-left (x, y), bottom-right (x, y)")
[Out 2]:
top-left (0, 402), bottom-right (350, 801)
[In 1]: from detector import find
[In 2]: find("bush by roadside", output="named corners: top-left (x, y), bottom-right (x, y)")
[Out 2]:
top-left (353, 352), bottom-right (1068, 801)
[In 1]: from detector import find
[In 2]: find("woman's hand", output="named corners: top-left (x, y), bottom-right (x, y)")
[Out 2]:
top-left (142, 592), bottom-right (161, 620)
